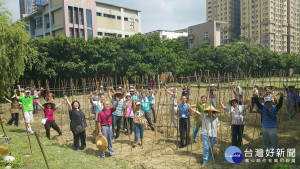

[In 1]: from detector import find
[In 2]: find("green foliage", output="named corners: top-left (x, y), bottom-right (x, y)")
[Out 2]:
top-left (0, 2), bottom-right (34, 96)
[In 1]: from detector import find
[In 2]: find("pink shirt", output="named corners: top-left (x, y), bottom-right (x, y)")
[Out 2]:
top-left (97, 107), bottom-right (116, 126)
top-left (44, 108), bottom-right (57, 121)
top-left (124, 101), bottom-right (133, 118)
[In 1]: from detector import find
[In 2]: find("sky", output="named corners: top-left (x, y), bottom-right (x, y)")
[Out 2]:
top-left (2, 0), bottom-right (206, 33)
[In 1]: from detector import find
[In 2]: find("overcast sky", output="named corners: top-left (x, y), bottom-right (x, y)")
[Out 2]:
top-left (2, 0), bottom-right (206, 33)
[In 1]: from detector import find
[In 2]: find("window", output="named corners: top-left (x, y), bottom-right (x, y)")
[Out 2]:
top-left (69, 28), bottom-right (74, 37)
top-left (35, 17), bottom-right (43, 29)
top-left (103, 14), bottom-right (115, 19)
top-left (86, 10), bottom-right (92, 27)
top-left (125, 35), bottom-right (129, 38)
top-left (96, 12), bottom-right (102, 16)
top-left (117, 16), bottom-right (121, 20)
top-left (189, 41), bottom-right (194, 48)
top-left (189, 28), bottom-right (193, 34)
top-left (98, 32), bottom-right (103, 36)
top-left (124, 17), bottom-right (128, 21)
top-left (205, 32), bottom-right (209, 39)
top-left (79, 8), bottom-right (84, 25)
top-left (75, 28), bottom-right (79, 38)
top-left (52, 31), bottom-right (55, 37)
top-left (68, 6), bottom-right (73, 23)
top-left (51, 12), bottom-right (54, 24)
top-left (105, 33), bottom-right (114, 36)
top-left (129, 18), bottom-right (134, 29)
top-left (74, 7), bottom-right (78, 24)
top-left (87, 29), bottom-right (93, 37)
top-left (80, 29), bottom-right (84, 38)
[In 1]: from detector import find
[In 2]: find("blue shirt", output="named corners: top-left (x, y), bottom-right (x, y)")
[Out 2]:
top-left (112, 99), bottom-right (124, 116)
top-left (177, 103), bottom-right (190, 119)
top-left (139, 96), bottom-right (150, 111)
top-left (131, 94), bottom-right (138, 101)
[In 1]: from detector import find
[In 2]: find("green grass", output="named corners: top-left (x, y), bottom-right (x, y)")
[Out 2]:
top-left (0, 126), bottom-right (128, 169)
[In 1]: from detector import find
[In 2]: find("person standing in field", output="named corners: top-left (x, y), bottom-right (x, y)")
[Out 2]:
top-left (165, 86), bottom-right (178, 127)
top-left (16, 88), bottom-right (43, 134)
top-left (97, 99), bottom-right (119, 158)
top-left (283, 84), bottom-right (298, 120)
top-left (233, 85), bottom-right (243, 105)
top-left (123, 93), bottom-right (134, 135)
top-left (133, 101), bottom-right (147, 147)
top-left (3, 90), bottom-right (21, 127)
top-left (209, 84), bottom-right (217, 108)
top-left (147, 86), bottom-right (157, 123)
top-left (139, 92), bottom-right (155, 131)
top-left (181, 85), bottom-right (190, 103)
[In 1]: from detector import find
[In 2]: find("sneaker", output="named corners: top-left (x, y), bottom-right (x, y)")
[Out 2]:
top-left (27, 128), bottom-right (34, 134)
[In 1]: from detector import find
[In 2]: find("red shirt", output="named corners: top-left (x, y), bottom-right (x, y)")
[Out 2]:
top-left (43, 108), bottom-right (57, 121)
top-left (97, 107), bottom-right (116, 126)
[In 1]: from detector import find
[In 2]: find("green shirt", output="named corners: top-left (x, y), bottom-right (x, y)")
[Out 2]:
top-left (195, 103), bottom-right (210, 123)
top-left (19, 95), bottom-right (35, 112)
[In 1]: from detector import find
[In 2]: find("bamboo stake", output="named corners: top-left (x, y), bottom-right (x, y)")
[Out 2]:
top-left (34, 132), bottom-right (50, 169)
top-left (0, 116), bottom-right (9, 143)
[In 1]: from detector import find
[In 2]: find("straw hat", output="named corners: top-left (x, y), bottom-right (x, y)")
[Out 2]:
top-left (229, 98), bottom-right (239, 105)
top-left (264, 85), bottom-right (275, 90)
top-left (95, 136), bottom-right (108, 151)
top-left (0, 146), bottom-right (9, 156)
top-left (203, 105), bottom-right (221, 113)
top-left (112, 92), bottom-right (124, 98)
top-left (43, 102), bottom-right (56, 109)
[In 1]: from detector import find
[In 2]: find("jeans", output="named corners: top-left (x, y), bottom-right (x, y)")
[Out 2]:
top-left (44, 120), bottom-right (62, 139)
top-left (134, 123), bottom-right (145, 142)
top-left (211, 98), bottom-right (217, 108)
top-left (72, 130), bottom-right (86, 150)
top-left (201, 134), bottom-right (216, 165)
top-left (179, 118), bottom-right (190, 147)
top-left (33, 103), bottom-right (38, 113)
top-left (262, 127), bottom-right (278, 150)
top-left (143, 110), bottom-right (154, 130)
top-left (193, 123), bottom-right (200, 140)
top-left (100, 126), bottom-right (114, 158)
top-left (7, 113), bottom-right (19, 126)
top-left (232, 125), bottom-right (244, 147)
top-left (150, 104), bottom-right (156, 123)
top-left (112, 116), bottom-right (122, 138)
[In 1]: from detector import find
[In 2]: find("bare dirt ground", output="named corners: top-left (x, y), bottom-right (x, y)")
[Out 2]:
top-left (1, 88), bottom-right (300, 169)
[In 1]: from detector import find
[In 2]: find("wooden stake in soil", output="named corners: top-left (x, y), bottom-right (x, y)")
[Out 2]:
top-left (0, 116), bottom-right (9, 143)
top-left (34, 132), bottom-right (50, 169)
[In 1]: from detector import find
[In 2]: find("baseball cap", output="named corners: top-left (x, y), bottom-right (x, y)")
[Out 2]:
top-left (264, 97), bottom-right (272, 103)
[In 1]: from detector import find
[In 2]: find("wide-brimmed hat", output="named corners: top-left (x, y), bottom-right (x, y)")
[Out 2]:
top-left (203, 105), bottom-right (221, 113)
top-left (0, 146), bottom-right (9, 156)
top-left (264, 85), bottom-right (275, 90)
top-left (229, 98), bottom-right (239, 105)
top-left (112, 92), bottom-right (124, 98)
top-left (136, 102), bottom-right (141, 106)
top-left (116, 87), bottom-right (123, 91)
top-left (43, 102), bottom-right (56, 109)
top-left (125, 93), bottom-right (131, 98)
top-left (95, 136), bottom-right (108, 151)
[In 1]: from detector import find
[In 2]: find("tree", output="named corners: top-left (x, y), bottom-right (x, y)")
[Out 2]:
top-left (0, 3), bottom-right (34, 96)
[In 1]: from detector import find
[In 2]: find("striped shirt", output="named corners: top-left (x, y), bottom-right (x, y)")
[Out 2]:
top-left (254, 96), bottom-right (283, 128)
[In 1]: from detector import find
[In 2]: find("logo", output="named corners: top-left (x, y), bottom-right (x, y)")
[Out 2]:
top-left (225, 146), bottom-right (243, 163)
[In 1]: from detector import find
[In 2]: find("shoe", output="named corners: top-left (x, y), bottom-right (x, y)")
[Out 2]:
top-left (28, 128), bottom-right (34, 134)
top-left (115, 136), bottom-right (119, 140)
top-left (151, 126), bottom-right (155, 131)
top-left (81, 146), bottom-right (86, 150)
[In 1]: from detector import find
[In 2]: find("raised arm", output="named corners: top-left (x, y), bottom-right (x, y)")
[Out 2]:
top-left (114, 97), bottom-right (120, 108)
top-left (164, 86), bottom-right (174, 96)
top-left (37, 101), bottom-right (45, 109)
top-left (55, 101), bottom-right (64, 109)
top-left (220, 101), bottom-right (226, 110)
top-left (253, 94), bottom-right (263, 110)
top-left (64, 96), bottom-right (72, 110)
top-left (108, 87), bottom-right (113, 101)
top-left (35, 87), bottom-right (44, 97)
top-left (2, 96), bottom-right (12, 104)
top-left (276, 92), bottom-right (284, 110)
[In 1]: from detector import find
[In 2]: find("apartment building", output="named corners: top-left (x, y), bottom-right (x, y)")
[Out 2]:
top-left (206, 0), bottom-right (241, 45)
top-left (19, 0), bottom-right (47, 18)
top-left (22, 0), bottom-right (141, 39)
top-left (241, 0), bottom-right (300, 54)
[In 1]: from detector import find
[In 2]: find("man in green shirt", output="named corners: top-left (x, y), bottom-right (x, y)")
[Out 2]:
top-left (17, 88), bottom-right (43, 134)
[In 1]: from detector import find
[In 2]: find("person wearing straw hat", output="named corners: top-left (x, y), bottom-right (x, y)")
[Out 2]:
top-left (16, 87), bottom-right (43, 134)
top-left (165, 86), bottom-right (178, 127)
top-left (253, 92), bottom-right (283, 151)
top-left (123, 93), bottom-right (134, 134)
top-left (220, 98), bottom-right (250, 147)
top-left (37, 101), bottom-right (64, 139)
top-left (2, 90), bottom-right (21, 127)
top-left (233, 85), bottom-right (243, 105)
top-left (283, 84), bottom-right (298, 120)
top-left (133, 101), bottom-right (147, 147)
top-left (177, 95), bottom-right (193, 148)
top-left (197, 105), bottom-right (220, 166)
top-left (191, 95), bottom-right (210, 143)
top-left (97, 98), bottom-right (120, 158)
top-left (209, 84), bottom-right (217, 108)
top-left (108, 87), bottom-right (124, 139)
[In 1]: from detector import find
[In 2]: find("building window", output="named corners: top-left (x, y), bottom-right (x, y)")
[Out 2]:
top-left (205, 32), bottom-right (209, 39)
top-left (51, 12), bottom-right (54, 24)
top-left (79, 8), bottom-right (84, 25)
top-left (129, 18), bottom-right (134, 29)
top-left (125, 35), bottom-right (129, 38)
top-left (35, 17), bottom-right (43, 29)
top-left (52, 31), bottom-right (55, 37)
top-left (74, 7), bottom-right (78, 24)
top-left (86, 9), bottom-right (92, 27)
top-left (80, 29), bottom-right (84, 38)
top-left (189, 41), bottom-right (194, 48)
top-left (68, 6), bottom-right (73, 23)
top-left (104, 33), bottom-right (114, 37)
top-left (124, 17), bottom-right (128, 21)
top-left (87, 29), bottom-right (93, 37)
top-left (75, 28), bottom-right (79, 38)
top-left (98, 32), bottom-right (103, 36)
top-left (96, 12), bottom-right (102, 16)
top-left (117, 16), bottom-right (121, 20)
top-left (189, 29), bottom-right (193, 34)
top-left (103, 14), bottom-right (115, 19)
top-left (69, 28), bottom-right (74, 37)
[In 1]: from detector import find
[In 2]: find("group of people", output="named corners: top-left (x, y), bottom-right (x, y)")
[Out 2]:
top-left (2, 82), bottom-right (300, 166)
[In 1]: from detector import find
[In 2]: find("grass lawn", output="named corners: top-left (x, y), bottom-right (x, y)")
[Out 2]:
top-left (0, 126), bottom-right (128, 169)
